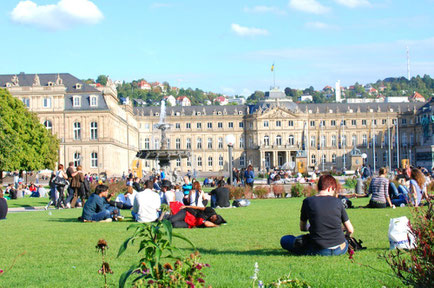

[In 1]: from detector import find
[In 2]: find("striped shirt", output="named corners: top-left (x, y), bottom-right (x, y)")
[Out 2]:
top-left (369, 177), bottom-right (390, 203)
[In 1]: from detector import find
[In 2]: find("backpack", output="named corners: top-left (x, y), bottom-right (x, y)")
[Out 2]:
top-left (345, 235), bottom-right (366, 251)
top-left (232, 199), bottom-right (251, 207)
top-left (338, 195), bottom-right (353, 209)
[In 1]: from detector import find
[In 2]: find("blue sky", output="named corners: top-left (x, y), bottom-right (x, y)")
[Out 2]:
top-left (1, 0), bottom-right (434, 96)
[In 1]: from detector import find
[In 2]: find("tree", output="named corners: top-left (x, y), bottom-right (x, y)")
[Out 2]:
top-left (0, 89), bottom-right (59, 183)
top-left (96, 75), bottom-right (108, 86)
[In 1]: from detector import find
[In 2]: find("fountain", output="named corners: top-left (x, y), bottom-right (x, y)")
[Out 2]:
top-left (136, 100), bottom-right (191, 180)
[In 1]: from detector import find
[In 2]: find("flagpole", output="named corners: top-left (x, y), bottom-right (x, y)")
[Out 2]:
top-left (388, 117), bottom-right (391, 172)
top-left (342, 119), bottom-right (346, 171)
top-left (372, 119), bottom-right (376, 174)
top-left (396, 119), bottom-right (400, 169)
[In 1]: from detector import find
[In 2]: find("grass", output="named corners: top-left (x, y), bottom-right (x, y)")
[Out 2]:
top-left (0, 197), bottom-right (410, 287)
top-left (5, 196), bottom-right (48, 208)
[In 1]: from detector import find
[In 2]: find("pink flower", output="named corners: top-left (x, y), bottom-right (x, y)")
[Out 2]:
top-left (198, 278), bottom-right (205, 283)
top-left (195, 264), bottom-right (202, 270)
top-left (0, 269), bottom-right (4, 274)
top-left (186, 280), bottom-right (195, 288)
top-left (348, 248), bottom-right (355, 260)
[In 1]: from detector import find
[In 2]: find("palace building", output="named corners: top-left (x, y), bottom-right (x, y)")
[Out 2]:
top-left (1, 73), bottom-right (433, 176)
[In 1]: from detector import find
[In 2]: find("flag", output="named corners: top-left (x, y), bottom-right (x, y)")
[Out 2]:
top-left (271, 63), bottom-right (274, 72)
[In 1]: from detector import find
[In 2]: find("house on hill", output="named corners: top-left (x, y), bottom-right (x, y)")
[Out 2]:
top-left (163, 95), bottom-right (176, 106)
top-left (410, 92), bottom-right (426, 102)
top-left (214, 96), bottom-right (228, 105)
top-left (138, 80), bottom-right (151, 90)
top-left (176, 96), bottom-right (191, 106)
top-left (323, 85), bottom-right (334, 92)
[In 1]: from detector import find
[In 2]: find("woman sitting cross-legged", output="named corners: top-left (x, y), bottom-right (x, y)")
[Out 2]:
top-left (280, 175), bottom-right (354, 256)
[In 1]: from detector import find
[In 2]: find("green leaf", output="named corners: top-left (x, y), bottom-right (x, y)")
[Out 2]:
top-left (119, 269), bottom-right (134, 288)
top-left (117, 236), bottom-right (134, 258)
top-left (172, 232), bottom-right (196, 249)
top-left (162, 220), bottom-right (173, 243)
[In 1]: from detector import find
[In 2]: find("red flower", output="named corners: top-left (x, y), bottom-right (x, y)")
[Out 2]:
top-left (348, 248), bottom-right (355, 260)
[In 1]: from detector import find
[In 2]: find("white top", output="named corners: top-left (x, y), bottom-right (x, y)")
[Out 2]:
top-left (133, 188), bottom-right (161, 223)
top-left (188, 190), bottom-right (210, 207)
top-left (165, 189), bottom-right (176, 203)
top-left (116, 190), bottom-right (137, 206)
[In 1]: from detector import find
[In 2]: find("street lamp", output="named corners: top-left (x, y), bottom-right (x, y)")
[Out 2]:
top-left (225, 134), bottom-right (236, 186)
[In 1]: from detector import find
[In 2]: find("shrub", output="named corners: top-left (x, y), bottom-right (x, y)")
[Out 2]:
top-left (427, 181), bottom-right (434, 193)
top-left (303, 184), bottom-right (317, 197)
top-left (344, 178), bottom-right (357, 189)
top-left (254, 186), bottom-right (270, 199)
top-left (382, 199), bottom-right (433, 288)
top-left (228, 186), bottom-right (253, 199)
top-left (272, 184), bottom-right (285, 198)
top-left (291, 183), bottom-right (304, 198)
top-left (90, 181), bottom-right (128, 196)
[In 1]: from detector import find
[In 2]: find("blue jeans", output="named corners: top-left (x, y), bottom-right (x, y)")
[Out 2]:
top-left (280, 235), bottom-right (348, 256)
top-left (211, 194), bottom-right (217, 208)
top-left (91, 210), bottom-right (111, 221)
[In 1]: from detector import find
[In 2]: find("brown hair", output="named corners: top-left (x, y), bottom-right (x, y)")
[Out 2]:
top-left (411, 168), bottom-right (425, 189)
top-left (379, 167), bottom-right (387, 176)
top-left (58, 164), bottom-right (64, 170)
top-left (77, 165), bottom-right (82, 171)
top-left (317, 175), bottom-right (337, 192)
top-left (193, 181), bottom-right (201, 191)
top-left (127, 186), bottom-right (133, 194)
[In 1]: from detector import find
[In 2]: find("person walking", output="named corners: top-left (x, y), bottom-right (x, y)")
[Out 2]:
top-left (70, 165), bottom-right (85, 207)
top-left (244, 165), bottom-right (255, 189)
top-left (54, 164), bottom-right (68, 209)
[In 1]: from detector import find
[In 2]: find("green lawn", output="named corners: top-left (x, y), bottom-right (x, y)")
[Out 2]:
top-left (5, 196), bottom-right (49, 208)
top-left (0, 198), bottom-right (409, 287)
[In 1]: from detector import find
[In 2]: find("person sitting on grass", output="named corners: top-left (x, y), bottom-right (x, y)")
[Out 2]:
top-left (115, 186), bottom-right (135, 209)
top-left (132, 180), bottom-right (161, 223)
top-left (210, 180), bottom-right (230, 208)
top-left (280, 175), bottom-right (354, 256)
top-left (168, 206), bottom-right (226, 228)
top-left (182, 176), bottom-right (193, 204)
top-left (367, 167), bottom-right (395, 208)
top-left (409, 168), bottom-right (428, 207)
top-left (187, 181), bottom-right (209, 208)
top-left (81, 185), bottom-right (117, 222)
top-left (0, 190), bottom-right (8, 220)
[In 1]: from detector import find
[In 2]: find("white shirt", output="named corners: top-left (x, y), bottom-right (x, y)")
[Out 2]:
top-left (116, 190), bottom-right (137, 206)
top-left (165, 189), bottom-right (176, 203)
top-left (133, 188), bottom-right (161, 223)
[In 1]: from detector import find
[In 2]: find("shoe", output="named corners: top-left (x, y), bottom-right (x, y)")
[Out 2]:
top-left (83, 219), bottom-right (94, 223)
top-left (44, 206), bottom-right (48, 211)
top-left (99, 218), bottom-right (112, 223)
top-left (115, 215), bottom-right (124, 221)
top-left (66, 203), bottom-right (71, 209)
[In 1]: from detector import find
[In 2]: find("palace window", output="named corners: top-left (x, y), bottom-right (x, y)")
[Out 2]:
top-left (176, 138), bottom-right (181, 149)
top-left (219, 155), bottom-right (224, 166)
top-left (276, 120), bottom-right (281, 127)
top-left (167, 138), bottom-right (171, 149)
top-left (321, 135), bottom-right (326, 147)
top-left (207, 122), bottom-right (212, 129)
top-left (144, 138), bottom-right (150, 149)
top-left (228, 122), bottom-right (234, 128)
top-left (218, 137), bottom-right (223, 149)
top-left (352, 135), bottom-right (357, 147)
top-left (321, 155), bottom-right (326, 164)
top-left (264, 135), bottom-right (270, 146)
top-left (175, 123), bottom-right (181, 129)
top-left (73, 152), bottom-right (81, 167)
top-left (362, 120), bottom-right (367, 126)
top-left (186, 138), bottom-right (191, 149)
top-left (154, 139), bottom-right (160, 149)
top-left (186, 123), bottom-right (191, 129)
top-left (320, 120), bottom-right (326, 127)
top-left (187, 157), bottom-right (192, 167)
top-left (91, 152), bottom-right (98, 168)
top-left (311, 154), bottom-right (316, 165)
top-left (310, 120), bottom-right (315, 127)
top-left (176, 159), bottom-right (181, 167)
top-left (73, 122), bottom-right (81, 140)
top-left (197, 122), bottom-right (202, 129)
top-left (239, 122), bottom-right (244, 128)
top-left (43, 97), bottom-right (51, 108)
top-left (240, 153), bottom-right (246, 167)
top-left (90, 122), bottom-right (98, 140)
top-left (331, 120), bottom-right (336, 126)
top-left (332, 154), bottom-right (336, 164)
top-left (288, 120), bottom-right (294, 127)
top-left (22, 97), bottom-right (30, 107)
top-left (73, 96), bottom-right (81, 107)
top-left (197, 138), bottom-right (202, 149)
top-left (382, 119), bottom-right (387, 125)
top-left (331, 135), bottom-right (337, 147)
top-left (351, 120), bottom-right (356, 126)
top-left (288, 135), bottom-right (294, 146)
top-left (276, 135), bottom-right (282, 146)
top-left (373, 119), bottom-right (377, 126)
top-left (207, 138), bottom-right (213, 149)
top-left (263, 121), bottom-right (269, 128)
top-left (208, 156), bottom-right (213, 167)
top-left (362, 134), bottom-right (367, 146)
top-left (240, 137), bottom-right (244, 148)
top-left (90, 95), bottom-right (98, 107)
top-left (44, 120), bottom-right (52, 133)
top-left (342, 135), bottom-right (347, 147)
top-left (218, 122), bottom-right (223, 128)
top-left (197, 156), bottom-right (202, 167)
top-left (310, 136), bottom-right (315, 147)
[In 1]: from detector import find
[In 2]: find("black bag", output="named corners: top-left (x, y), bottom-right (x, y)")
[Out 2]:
top-left (338, 195), bottom-right (353, 209)
top-left (345, 235), bottom-right (366, 251)
top-left (52, 176), bottom-right (68, 186)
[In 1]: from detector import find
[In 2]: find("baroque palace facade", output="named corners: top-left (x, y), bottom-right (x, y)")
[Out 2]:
top-left (1, 73), bottom-right (433, 176)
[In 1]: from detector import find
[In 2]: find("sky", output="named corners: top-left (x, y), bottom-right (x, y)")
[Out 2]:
top-left (1, 0), bottom-right (434, 96)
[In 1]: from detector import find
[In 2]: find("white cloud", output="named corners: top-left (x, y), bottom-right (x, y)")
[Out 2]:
top-left (289, 0), bottom-right (331, 14)
top-left (10, 0), bottom-right (103, 30)
top-left (305, 21), bottom-right (333, 29)
top-left (334, 0), bottom-right (371, 8)
top-left (243, 5), bottom-right (287, 15)
top-left (231, 23), bottom-right (269, 37)
top-left (150, 3), bottom-right (173, 9)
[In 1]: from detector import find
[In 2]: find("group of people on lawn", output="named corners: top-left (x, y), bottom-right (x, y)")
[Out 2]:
top-left (80, 175), bottom-right (230, 228)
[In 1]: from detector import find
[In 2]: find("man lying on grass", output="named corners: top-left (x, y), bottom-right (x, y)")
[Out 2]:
top-left (281, 175), bottom-right (354, 256)
top-left (168, 206), bottom-right (226, 228)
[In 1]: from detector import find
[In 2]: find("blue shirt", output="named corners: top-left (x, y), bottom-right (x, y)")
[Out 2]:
top-left (245, 170), bottom-right (254, 184)
top-left (182, 183), bottom-right (192, 195)
top-left (82, 193), bottom-right (105, 220)
top-left (409, 179), bottom-right (422, 205)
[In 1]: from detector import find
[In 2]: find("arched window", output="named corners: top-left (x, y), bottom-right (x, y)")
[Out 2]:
top-left (44, 120), bottom-right (52, 133)
top-left (288, 135), bottom-right (294, 146)
top-left (91, 152), bottom-right (98, 168)
top-left (276, 135), bottom-right (282, 146)
top-left (207, 138), bottom-right (213, 149)
top-left (73, 122), bottom-right (81, 140)
top-left (208, 156), bottom-right (213, 166)
top-left (73, 152), bottom-right (81, 167)
top-left (264, 135), bottom-right (269, 146)
top-left (90, 122), bottom-right (98, 140)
